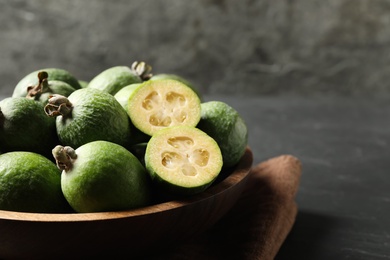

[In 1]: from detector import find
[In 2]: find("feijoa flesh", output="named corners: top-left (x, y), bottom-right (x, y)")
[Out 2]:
top-left (127, 79), bottom-right (201, 136)
top-left (145, 126), bottom-right (223, 196)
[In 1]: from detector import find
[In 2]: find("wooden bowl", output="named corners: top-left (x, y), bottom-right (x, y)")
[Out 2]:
top-left (0, 147), bottom-right (253, 259)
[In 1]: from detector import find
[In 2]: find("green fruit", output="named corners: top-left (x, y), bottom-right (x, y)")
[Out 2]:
top-left (114, 83), bottom-right (142, 111)
top-left (0, 97), bottom-right (58, 159)
top-left (151, 73), bottom-right (202, 100)
top-left (114, 83), bottom-right (150, 145)
top-left (13, 68), bottom-right (81, 98)
top-left (127, 79), bottom-right (201, 136)
top-left (78, 80), bottom-right (89, 88)
top-left (25, 71), bottom-right (76, 104)
top-left (0, 151), bottom-right (71, 213)
top-left (87, 61), bottom-right (152, 95)
top-left (197, 101), bottom-right (248, 168)
top-left (44, 88), bottom-right (132, 149)
top-left (54, 141), bottom-right (152, 213)
top-left (145, 126), bottom-right (223, 196)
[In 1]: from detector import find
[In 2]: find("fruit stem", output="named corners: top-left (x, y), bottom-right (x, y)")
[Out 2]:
top-left (26, 71), bottom-right (50, 100)
top-left (52, 145), bottom-right (77, 171)
top-left (131, 61), bottom-right (153, 81)
top-left (44, 94), bottom-right (73, 117)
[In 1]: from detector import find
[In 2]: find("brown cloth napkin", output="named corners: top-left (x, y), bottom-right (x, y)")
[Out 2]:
top-left (148, 155), bottom-right (302, 260)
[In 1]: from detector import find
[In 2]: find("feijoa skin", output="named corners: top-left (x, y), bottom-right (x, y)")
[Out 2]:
top-left (114, 83), bottom-right (142, 111)
top-left (0, 151), bottom-right (72, 213)
top-left (145, 126), bottom-right (223, 196)
top-left (55, 141), bottom-right (152, 213)
top-left (114, 83), bottom-right (150, 145)
top-left (26, 71), bottom-right (76, 104)
top-left (197, 101), bottom-right (248, 168)
top-left (87, 61), bottom-right (152, 95)
top-left (88, 66), bottom-right (141, 95)
top-left (0, 97), bottom-right (58, 159)
top-left (78, 80), bottom-right (89, 88)
top-left (44, 88), bottom-right (132, 149)
top-left (12, 68), bottom-right (81, 98)
top-left (127, 79), bottom-right (201, 136)
top-left (31, 81), bottom-right (75, 104)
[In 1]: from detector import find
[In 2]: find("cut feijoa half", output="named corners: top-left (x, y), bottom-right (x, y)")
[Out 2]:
top-left (145, 126), bottom-right (223, 196)
top-left (127, 79), bottom-right (201, 136)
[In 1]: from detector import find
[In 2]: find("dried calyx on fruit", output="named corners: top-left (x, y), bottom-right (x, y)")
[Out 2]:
top-left (12, 68), bottom-right (81, 98)
top-left (25, 71), bottom-right (76, 104)
top-left (131, 61), bottom-right (153, 81)
top-left (52, 145), bottom-right (77, 171)
top-left (26, 71), bottom-right (49, 99)
top-left (44, 94), bottom-right (73, 117)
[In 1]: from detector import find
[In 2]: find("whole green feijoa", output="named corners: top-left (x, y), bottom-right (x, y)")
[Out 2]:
top-left (54, 141), bottom-right (152, 213)
top-left (0, 97), bottom-right (58, 159)
top-left (197, 101), bottom-right (248, 168)
top-left (13, 68), bottom-right (81, 98)
top-left (0, 151), bottom-right (72, 213)
top-left (114, 83), bottom-right (142, 111)
top-left (78, 80), bottom-right (89, 88)
top-left (87, 61), bottom-right (152, 95)
top-left (44, 88), bottom-right (132, 149)
top-left (26, 71), bottom-right (76, 104)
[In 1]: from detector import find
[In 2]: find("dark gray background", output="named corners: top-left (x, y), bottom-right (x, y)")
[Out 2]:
top-left (2, 0), bottom-right (390, 97)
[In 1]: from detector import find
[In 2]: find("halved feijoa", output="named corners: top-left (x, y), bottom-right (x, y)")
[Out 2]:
top-left (145, 126), bottom-right (223, 196)
top-left (127, 79), bottom-right (201, 136)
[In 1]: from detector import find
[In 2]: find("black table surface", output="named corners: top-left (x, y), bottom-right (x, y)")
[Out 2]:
top-left (204, 94), bottom-right (389, 260)
top-left (1, 93), bottom-right (389, 259)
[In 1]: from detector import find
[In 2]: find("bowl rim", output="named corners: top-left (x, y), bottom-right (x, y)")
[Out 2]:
top-left (0, 147), bottom-right (253, 222)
